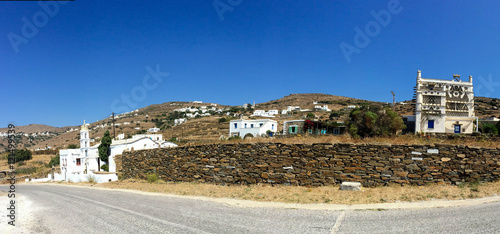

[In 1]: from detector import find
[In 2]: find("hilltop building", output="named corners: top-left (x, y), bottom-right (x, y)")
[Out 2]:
top-left (414, 70), bottom-right (476, 134)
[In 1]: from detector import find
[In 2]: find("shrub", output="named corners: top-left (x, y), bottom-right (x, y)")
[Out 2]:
top-left (146, 173), bottom-right (158, 183)
top-left (87, 174), bottom-right (97, 184)
top-left (168, 137), bottom-right (178, 143)
top-left (218, 117), bottom-right (227, 123)
top-left (100, 164), bottom-right (109, 172)
top-left (480, 123), bottom-right (498, 135)
top-left (16, 167), bottom-right (37, 174)
top-left (67, 144), bottom-right (78, 149)
top-left (228, 136), bottom-right (241, 141)
top-left (48, 154), bottom-right (60, 168)
top-left (9, 149), bottom-right (32, 164)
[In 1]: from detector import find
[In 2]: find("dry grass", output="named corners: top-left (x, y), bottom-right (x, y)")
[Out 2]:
top-left (94, 179), bottom-right (500, 205)
top-left (182, 134), bottom-right (500, 149)
top-left (0, 154), bottom-right (56, 178)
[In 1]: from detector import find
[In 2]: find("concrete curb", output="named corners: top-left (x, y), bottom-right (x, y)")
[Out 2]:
top-left (22, 183), bottom-right (500, 211)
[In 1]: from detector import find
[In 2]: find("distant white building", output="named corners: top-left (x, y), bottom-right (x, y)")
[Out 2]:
top-left (314, 105), bottom-right (330, 111)
top-left (148, 127), bottom-right (160, 133)
top-left (252, 109), bottom-right (279, 117)
top-left (229, 119), bottom-right (277, 138)
top-left (174, 118), bottom-right (187, 125)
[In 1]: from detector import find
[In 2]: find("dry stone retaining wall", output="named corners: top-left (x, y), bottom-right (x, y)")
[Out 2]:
top-left (120, 143), bottom-right (500, 187)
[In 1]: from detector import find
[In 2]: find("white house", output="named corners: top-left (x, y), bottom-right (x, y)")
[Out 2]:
top-left (414, 70), bottom-right (475, 134)
top-left (267, 110), bottom-right (279, 115)
top-left (58, 121), bottom-right (177, 183)
top-left (314, 105), bottom-right (330, 111)
top-left (229, 119), bottom-right (277, 138)
top-left (174, 118), bottom-right (187, 125)
top-left (252, 109), bottom-right (279, 117)
top-left (253, 110), bottom-right (266, 116)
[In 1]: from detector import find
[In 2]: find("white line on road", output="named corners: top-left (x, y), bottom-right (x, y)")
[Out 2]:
top-left (330, 210), bottom-right (346, 234)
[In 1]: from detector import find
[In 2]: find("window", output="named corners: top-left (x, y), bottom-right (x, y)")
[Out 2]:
top-left (234, 123), bottom-right (237, 129)
top-left (251, 124), bottom-right (254, 128)
top-left (428, 120), bottom-right (434, 129)
top-left (244, 123), bottom-right (247, 128)
top-left (76, 158), bottom-right (81, 166)
top-left (272, 124), bottom-right (274, 130)
top-left (289, 126), bottom-right (297, 134)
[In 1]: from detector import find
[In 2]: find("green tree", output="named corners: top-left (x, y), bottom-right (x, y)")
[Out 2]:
top-left (98, 130), bottom-right (112, 168)
top-left (48, 154), bottom-right (60, 168)
top-left (496, 121), bottom-right (500, 136)
top-left (67, 144), bottom-right (78, 149)
top-left (480, 123), bottom-right (498, 135)
top-left (9, 149), bottom-right (32, 164)
top-left (306, 113), bottom-right (315, 119)
top-left (348, 104), bottom-right (405, 137)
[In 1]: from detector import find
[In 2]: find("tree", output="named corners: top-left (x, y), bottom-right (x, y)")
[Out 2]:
top-left (98, 130), bottom-right (112, 169)
top-left (10, 149), bottom-right (32, 163)
top-left (48, 154), bottom-right (60, 168)
top-left (329, 111), bottom-right (342, 120)
top-left (480, 123), bottom-right (498, 135)
top-left (306, 113), bottom-right (315, 119)
top-left (67, 144), bottom-right (78, 149)
top-left (348, 104), bottom-right (406, 137)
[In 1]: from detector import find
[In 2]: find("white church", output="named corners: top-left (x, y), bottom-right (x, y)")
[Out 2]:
top-left (56, 121), bottom-right (177, 183)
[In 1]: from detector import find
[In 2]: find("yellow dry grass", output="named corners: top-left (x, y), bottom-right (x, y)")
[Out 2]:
top-left (93, 179), bottom-right (500, 205)
top-left (0, 153), bottom-right (55, 179)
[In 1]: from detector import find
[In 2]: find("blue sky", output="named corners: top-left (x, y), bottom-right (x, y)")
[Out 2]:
top-left (2, 0), bottom-right (500, 127)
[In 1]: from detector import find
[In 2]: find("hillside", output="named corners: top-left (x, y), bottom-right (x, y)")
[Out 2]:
top-left (2, 93), bottom-right (499, 153)
top-left (0, 124), bottom-right (69, 134)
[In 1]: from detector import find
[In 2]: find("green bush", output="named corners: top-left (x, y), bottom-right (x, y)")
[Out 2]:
top-left (67, 144), bottom-right (78, 149)
top-left (146, 173), bottom-right (158, 183)
top-left (218, 117), bottom-right (227, 123)
top-left (48, 154), bottom-right (60, 168)
top-left (100, 164), bottom-right (109, 172)
top-left (480, 123), bottom-right (498, 135)
top-left (228, 136), bottom-right (241, 141)
top-left (8, 149), bottom-right (32, 164)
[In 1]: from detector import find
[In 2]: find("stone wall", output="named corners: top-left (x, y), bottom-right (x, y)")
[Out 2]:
top-left (121, 143), bottom-right (500, 187)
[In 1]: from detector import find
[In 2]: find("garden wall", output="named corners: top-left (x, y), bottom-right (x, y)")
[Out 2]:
top-left (120, 143), bottom-right (500, 187)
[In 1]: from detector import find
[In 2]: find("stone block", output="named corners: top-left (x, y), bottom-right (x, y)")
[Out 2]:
top-left (340, 182), bottom-right (361, 191)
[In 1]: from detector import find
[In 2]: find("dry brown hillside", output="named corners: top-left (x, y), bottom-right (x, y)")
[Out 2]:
top-left (2, 94), bottom-right (499, 152)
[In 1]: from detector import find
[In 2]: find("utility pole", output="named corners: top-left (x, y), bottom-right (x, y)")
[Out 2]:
top-left (390, 91), bottom-right (396, 107)
top-left (112, 112), bottom-right (116, 140)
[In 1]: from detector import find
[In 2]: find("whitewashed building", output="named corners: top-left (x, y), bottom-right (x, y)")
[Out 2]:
top-left (58, 121), bottom-right (177, 182)
top-left (414, 70), bottom-right (475, 134)
top-left (229, 119), bottom-right (277, 138)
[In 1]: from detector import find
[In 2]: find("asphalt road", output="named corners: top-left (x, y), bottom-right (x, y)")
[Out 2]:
top-left (1, 184), bottom-right (499, 233)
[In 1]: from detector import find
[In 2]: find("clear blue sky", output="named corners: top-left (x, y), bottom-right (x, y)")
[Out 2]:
top-left (2, 0), bottom-right (500, 127)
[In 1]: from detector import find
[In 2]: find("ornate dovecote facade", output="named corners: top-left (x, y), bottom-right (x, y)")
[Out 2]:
top-left (415, 70), bottom-right (475, 134)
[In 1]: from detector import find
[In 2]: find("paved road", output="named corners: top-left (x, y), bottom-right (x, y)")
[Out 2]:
top-left (1, 184), bottom-right (499, 233)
